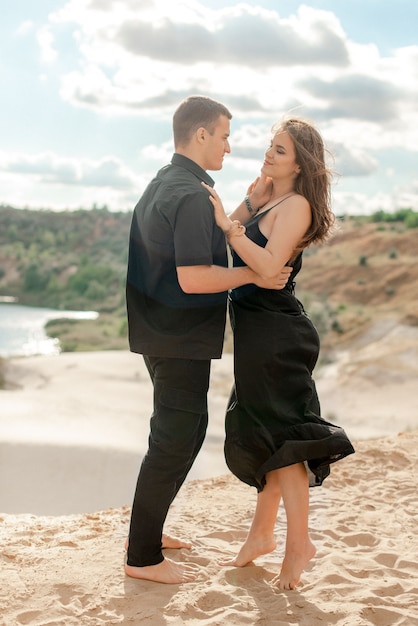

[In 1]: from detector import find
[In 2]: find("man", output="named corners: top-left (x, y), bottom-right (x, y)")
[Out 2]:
top-left (125, 95), bottom-right (290, 584)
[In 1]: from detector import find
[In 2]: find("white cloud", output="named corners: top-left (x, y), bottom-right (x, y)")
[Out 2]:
top-left (45, 1), bottom-right (418, 142)
top-left (5, 0), bottom-right (416, 214)
top-left (141, 140), bottom-right (174, 163)
top-left (331, 144), bottom-right (379, 177)
top-left (36, 25), bottom-right (57, 62)
top-left (15, 20), bottom-right (34, 37)
top-left (0, 151), bottom-right (139, 189)
top-left (48, 0), bottom-right (352, 113)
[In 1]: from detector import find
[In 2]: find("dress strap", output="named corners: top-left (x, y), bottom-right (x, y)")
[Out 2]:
top-left (255, 193), bottom-right (296, 218)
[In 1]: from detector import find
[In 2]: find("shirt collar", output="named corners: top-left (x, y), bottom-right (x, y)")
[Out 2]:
top-left (171, 153), bottom-right (215, 187)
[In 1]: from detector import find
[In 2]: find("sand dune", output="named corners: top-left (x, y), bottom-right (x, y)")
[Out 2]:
top-left (1, 432), bottom-right (417, 625)
top-left (1, 344), bottom-right (418, 624)
top-left (0, 351), bottom-right (231, 515)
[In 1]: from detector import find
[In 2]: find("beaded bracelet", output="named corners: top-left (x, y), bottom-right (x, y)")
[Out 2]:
top-left (244, 195), bottom-right (256, 215)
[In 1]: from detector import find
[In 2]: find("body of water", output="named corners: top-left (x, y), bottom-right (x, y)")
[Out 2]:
top-left (0, 301), bottom-right (98, 358)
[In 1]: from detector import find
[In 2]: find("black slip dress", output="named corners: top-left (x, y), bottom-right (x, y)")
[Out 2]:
top-left (225, 205), bottom-right (355, 491)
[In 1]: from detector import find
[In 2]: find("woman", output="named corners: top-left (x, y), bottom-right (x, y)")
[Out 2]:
top-left (202, 117), bottom-right (355, 590)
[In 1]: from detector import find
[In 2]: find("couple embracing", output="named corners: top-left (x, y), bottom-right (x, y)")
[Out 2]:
top-left (124, 95), bottom-right (354, 589)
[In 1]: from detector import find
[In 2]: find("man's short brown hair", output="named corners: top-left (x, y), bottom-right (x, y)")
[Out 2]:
top-left (173, 95), bottom-right (232, 148)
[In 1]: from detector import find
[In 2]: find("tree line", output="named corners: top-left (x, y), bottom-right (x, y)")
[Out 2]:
top-left (0, 205), bottom-right (132, 312)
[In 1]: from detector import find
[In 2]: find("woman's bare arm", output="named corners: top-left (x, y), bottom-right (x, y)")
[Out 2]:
top-left (203, 183), bottom-right (311, 279)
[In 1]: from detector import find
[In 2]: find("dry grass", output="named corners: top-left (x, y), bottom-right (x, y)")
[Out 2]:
top-left (297, 218), bottom-right (418, 351)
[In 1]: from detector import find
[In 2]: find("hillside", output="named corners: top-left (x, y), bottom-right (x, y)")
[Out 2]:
top-left (0, 205), bottom-right (132, 351)
top-left (1, 206), bottom-right (417, 354)
top-left (0, 205), bottom-right (132, 312)
top-left (297, 216), bottom-right (418, 351)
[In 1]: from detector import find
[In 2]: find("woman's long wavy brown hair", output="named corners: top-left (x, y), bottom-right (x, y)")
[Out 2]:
top-left (272, 117), bottom-right (335, 257)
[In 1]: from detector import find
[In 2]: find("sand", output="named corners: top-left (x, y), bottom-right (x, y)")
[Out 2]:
top-left (1, 341), bottom-right (418, 625)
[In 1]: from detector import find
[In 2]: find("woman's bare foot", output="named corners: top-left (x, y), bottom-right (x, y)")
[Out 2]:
top-left (273, 540), bottom-right (316, 590)
top-left (124, 533), bottom-right (192, 551)
top-left (125, 557), bottom-right (198, 584)
top-left (219, 535), bottom-right (277, 567)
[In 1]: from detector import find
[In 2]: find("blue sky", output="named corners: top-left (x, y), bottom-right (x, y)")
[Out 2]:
top-left (1, 0), bottom-right (418, 215)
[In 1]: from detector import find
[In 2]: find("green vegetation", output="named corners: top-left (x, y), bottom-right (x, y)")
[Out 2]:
top-left (369, 208), bottom-right (418, 228)
top-left (337, 208), bottom-right (418, 229)
top-left (45, 313), bottom-right (128, 352)
top-left (0, 357), bottom-right (5, 388)
top-left (1, 203), bottom-right (417, 357)
top-left (0, 204), bottom-right (132, 351)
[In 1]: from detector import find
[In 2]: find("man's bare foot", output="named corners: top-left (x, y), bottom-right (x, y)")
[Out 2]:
top-left (125, 557), bottom-right (199, 584)
top-left (273, 540), bottom-right (316, 590)
top-left (124, 533), bottom-right (192, 551)
top-left (219, 535), bottom-right (277, 567)
top-left (162, 533), bottom-right (192, 550)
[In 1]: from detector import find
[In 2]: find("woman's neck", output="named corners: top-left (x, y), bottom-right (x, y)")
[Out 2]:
top-left (271, 183), bottom-right (295, 200)
top-left (259, 185), bottom-right (295, 211)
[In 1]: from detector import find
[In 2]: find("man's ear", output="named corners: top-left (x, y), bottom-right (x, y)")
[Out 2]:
top-left (196, 127), bottom-right (206, 143)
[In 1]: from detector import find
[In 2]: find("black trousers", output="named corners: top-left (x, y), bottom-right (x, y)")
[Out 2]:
top-left (127, 355), bottom-right (211, 567)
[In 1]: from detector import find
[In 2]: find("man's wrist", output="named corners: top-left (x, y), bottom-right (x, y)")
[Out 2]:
top-left (242, 266), bottom-right (257, 282)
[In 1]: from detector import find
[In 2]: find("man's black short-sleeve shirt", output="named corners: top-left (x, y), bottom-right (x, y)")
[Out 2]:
top-left (126, 154), bottom-right (228, 359)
